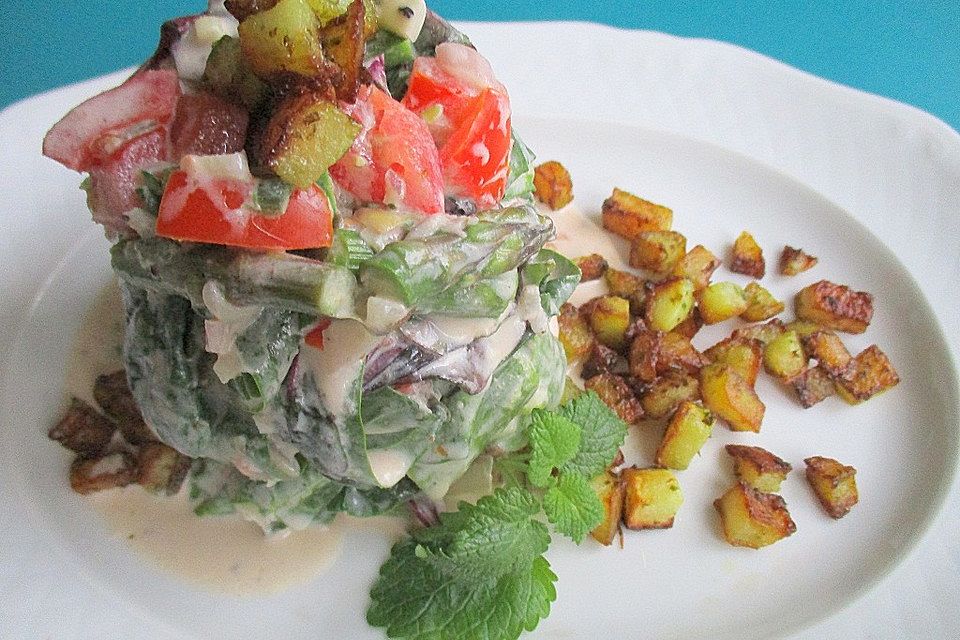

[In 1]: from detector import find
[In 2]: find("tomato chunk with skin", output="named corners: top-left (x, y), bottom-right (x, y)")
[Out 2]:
top-left (156, 170), bottom-right (334, 250)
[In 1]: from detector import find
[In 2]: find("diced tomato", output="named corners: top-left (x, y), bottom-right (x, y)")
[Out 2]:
top-left (330, 86), bottom-right (444, 215)
top-left (156, 170), bottom-right (334, 250)
top-left (304, 318), bottom-right (332, 349)
top-left (170, 92), bottom-right (249, 158)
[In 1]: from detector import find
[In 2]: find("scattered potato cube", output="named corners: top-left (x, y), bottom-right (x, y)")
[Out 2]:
top-left (805, 456), bottom-right (858, 518)
top-left (785, 319), bottom-right (824, 339)
top-left (645, 277), bottom-right (695, 332)
top-left (582, 342), bottom-right (630, 379)
top-left (704, 338), bottom-right (763, 387)
top-left (698, 281), bottom-right (748, 325)
top-left (94, 370), bottom-right (155, 445)
top-left (601, 188), bottom-right (673, 240)
top-left (589, 471), bottom-right (625, 545)
top-left (763, 330), bottom-right (807, 379)
top-left (69, 452), bottom-right (138, 495)
top-left (641, 370), bottom-right (700, 419)
top-left (740, 282), bottom-right (785, 322)
top-left (655, 401), bottom-right (714, 470)
top-left (532, 160), bottom-right (574, 210)
top-left (789, 366), bottom-right (836, 408)
top-left (730, 231), bottom-right (765, 278)
top-left (673, 244), bottom-right (720, 291)
top-left (795, 280), bottom-right (874, 334)
top-left (835, 345), bottom-right (900, 404)
top-left (671, 307), bottom-right (703, 339)
top-left (138, 443), bottom-right (193, 496)
top-left (574, 253), bottom-right (608, 282)
top-left (589, 296), bottom-right (631, 351)
top-left (628, 324), bottom-right (662, 383)
top-left (622, 467), bottom-right (683, 530)
top-left (629, 231), bottom-right (687, 280)
top-left (48, 398), bottom-right (116, 456)
top-left (714, 481), bottom-right (796, 549)
top-left (585, 373), bottom-right (645, 424)
top-left (560, 376), bottom-right (583, 405)
top-left (558, 303), bottom-right (594, 362)
top-left (725, 445), bottom-right (792, 492)
top-left (700, 363), bottom-right (765, 432)
top-left (732, 318), bottom-right (786, 347)
top-left (604, 267), bottom-right (647, 314)
top-left (656, 332), bottom-right (707, 375)
top-left (779, 246), bottom-right (818, 276)
top-left (802, 330), bottom-right (852, 378)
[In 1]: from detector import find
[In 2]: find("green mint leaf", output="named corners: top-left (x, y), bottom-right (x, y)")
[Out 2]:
top-left (559, 391), bottom-right (628, 479)
top-left (527, 408), bottom-right (581, 488)
top-left (543, 473), bottom-right (604, 544)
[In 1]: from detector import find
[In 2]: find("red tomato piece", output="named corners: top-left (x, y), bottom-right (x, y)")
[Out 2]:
top-left (304, 318), bottom-right (332, 349)
top-left (156, 170), bottom-right (334, 250)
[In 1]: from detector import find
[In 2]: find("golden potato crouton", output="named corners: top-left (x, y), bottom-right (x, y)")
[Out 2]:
top-left (802, 330), bottom-right (852, 378)
top-left (725, 445), bottom-right (792, 493)
top-left (601, 188), bottom-right (673, 240)
top-left (656, 332), bottom-right (707, 376)
top-left (138, 443), bottom-right (193, 496)
top-left (805, 456), bottom-right (858, 518)
top-left (581, 342), bottom-right (630, 379)
top-left (603, 267), bottom-right (647, 314)
top-left (585, 373), bottom-right (645, 424)
top-left (70, 452), bottom-right (138, 495)
top-left (655, 402), bottom-right (714, 470)
top-left (671, 307), bottom-right (703, 339)
top-left (533, 160), bottom-right (574, 210)
top-left (94, 370), bottom-right (155, 445)
top-left (762, 330), bottom-right (807, 380)
top-left (730, 231), bottom-right (765, 278)
top-left (574, 253), bottom-right (608, 282)
top-left (699, 363), bottom-right (765, 432)
top-left (558, 303), bottom-right (594, 362)
top-left (49, 398), bottom-right (116, 456)
top-left (629, 231), bottom-right (687, 280)
top-left (673, 244), bottom-right (720, 291)
top-left (779, 246), bottom-right (818, 276)
top-left (641, 370), bottom-right (700, 419)
top-left (644, 277), bottom-right (695, 332)
top-left (785, 319), bottom-right (824, 339)
top-left (589, 471), bottom-right (625, 545)
top-left (589, 295), bottom-right (631, 351)
top-left (704, 338), bottom-right (763, 387)
top-left (795, 280), bottom-right (874, 334)
top-left (622, 467), bottom-right (683, 530)
top-left (698, 281), bottom-right (748, 325)
top-left (836, 345), bottom-right (900, 404)
top-left (714, 482), bottom-right (796, 549)
top-left (788, 366), bottom-right (836, 408)
top-left (628, 324), bottom-right (662, 383)
top-left (740, 282), bottom-right (785, 322)
top-left (732, 318), bottom-right (786, 347)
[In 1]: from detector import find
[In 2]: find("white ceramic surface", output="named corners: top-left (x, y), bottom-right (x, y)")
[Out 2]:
top-left (1, 22), bottom-right (958, 640)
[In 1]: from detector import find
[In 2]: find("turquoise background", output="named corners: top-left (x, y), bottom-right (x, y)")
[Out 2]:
top-left (2, 1), bottom-right (957, 130)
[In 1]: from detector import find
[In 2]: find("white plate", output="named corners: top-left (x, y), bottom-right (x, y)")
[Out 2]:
top-left (2, 22), bottom-right (959, 640)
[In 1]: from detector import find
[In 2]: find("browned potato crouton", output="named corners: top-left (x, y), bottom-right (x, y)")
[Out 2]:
top-left (762, 331), bottom-right (807, 380)
top-left (732, 318), bottom-right (786, 347)
top-left (70, 452), bottom-right (138, 495)
top-left (655, 402), bottom-right (714, 470)
top-left (673, 245), bottom-right (720, 291)
top-left (789, 366), bottom-right (837, 408)
top-left (589, 296), bottom-right (631, 351)
top-left (725, 445), bottom-right (792, 493)
top-left (795, 280), bottom-right (874, 334)
top-left (640, 370), bottom-right (701, 419)
top-left (671, 307), bottom-right (703, 340)
top-left (704, 338), bottom-right (763, 387)
top-left (740, 282), bottom-right (785, 322)
top-left (603, 267), bottom-right (647, 314)
top-left (645, 277), bottom-right (695, 332)
top-left (589, 471), bottom-right (625, 545)
top-left (730, 231), bottom-right (765, 278)
top-left (138, 443), bottom-right (193, 496)
top-left (836, 345), bottom-right (900, 404)
top-left (628, 324), bottom-right (662, 383)
top-left (629, 231), bottom-right (687, 280)
top-left (558, 303), bottom-right (594, 362)
top-left (785, 319), bottom-right (824, 339)
top-left (94, 370), bottom-right (155, 445)
top-left (582, 343), bottom-right (630, 379)
top-left (805, 456), bottom-right (858, 518)
top-left (574, 253), bottom-right (608, 282)
top-left (622, 467), bottom-right (683, 530)
top-left (698, 282), bottom-right (748, 325)
top-left (601, 188), bottom-right (673, 240)
top-left (532, 160), bottom-right (574, 210)
top-left (714, 482), bottom-right (796, 549)
top-left (585, 373), bottom-right (645, 424)
top-left (802, 330), bottom-right (852, 378)
top-left (49, 398), bottom-right (116, 456)
top-left (779, 246), bottom-right (818, 276)
top-left (700, 363), bottom-right (765, 432)
top-left (656, 332), bottom-right (707, 376)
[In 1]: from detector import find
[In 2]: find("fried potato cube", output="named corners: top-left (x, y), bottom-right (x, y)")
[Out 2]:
top-left (656, 332), bottom-right (707, 376)
top-left (704, 338), bottom-right (763, 387)
top-left (628, 323), bottom-right (662, 383)
top-left (671, 307), bottom-right (703, 339)
top-left (779, 246), bottom-right (818, 276)
top-left (698, 281), bottom-right (748, 325)
top-left (48, 398), bottom-right (116, 456)
top-left (725, 445), bottom-right (792, 493)
top-left (655, 401), bottom-right (714, 470)
top-left (69, 452), bottom-right (138, 495)
top-left (601, 188), bottom-right (673, 240)
top-left (589, 295), bottom-right (631, 351)
top-left (673, 244), bottom-right (720, 291)
top-left (138, 443), bottom-right (193, 496)
top-left (317, 0), bottom-right (368, 102)
top-left (730, 231), bottom-right (766, 278)
top-left (714, 482), bottom-right (796, 548)
top-left (629, 231), bottom-right (687, 280)
top-left (533, 160), bottom-right (574, 210)
top-left (585, 373), bottom-right (645, 424)
top-left (740, 282), bottom-right (785, 322)
top-left (589, 471), bottom-right (625, 545)
top-left (622, 467), bottom-right (683, 530)
top-left (794, 280), bottom-right (874, 334)
top-left (805, 456), bottom-right (858, 518)
top-left (732, 318), bottom-right (786, 347)
top-left (788, 366), bottom-right (836, 408)
top-left (574, 253), bottom-right (609, 282)
top-left (835, 345), bottom-right (900, 404)
top-left (94, 370), bottom-right (155, 445)
top-left (785, 319), bottom-right (824, 339)
top-left (582, 342), bottom-right (630, 379)
top-left (802, 330), bottom-right (852, 378)
top-left (238, 0), bottom-right (326, 78)
top-left (640, 370), bottom-right (700, 419)
top-left (558, 303), bottom-right (594, 362)
top-left (603, 267), bottom-right (647, 314)
top-left (645, 277), bottom-right (695, 332)
top-left (560, 376), bottom-right (583, 405)
top-left (762, 330), bottom-right (807, 380)
top-left (700, 363), bottom-right (765, 432)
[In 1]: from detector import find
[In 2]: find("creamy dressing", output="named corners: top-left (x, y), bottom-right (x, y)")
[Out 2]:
top-left (367, 449), bottom-right (414, 488)
top-left (301, 319), bottom-right (380, 416)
